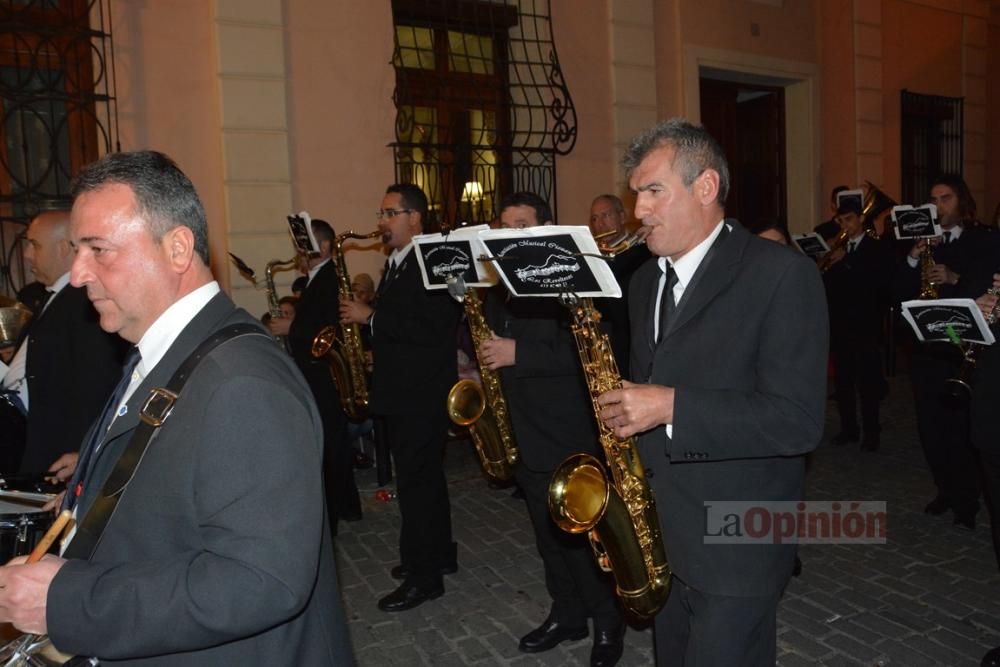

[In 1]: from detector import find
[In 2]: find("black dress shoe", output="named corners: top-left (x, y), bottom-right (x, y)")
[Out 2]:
top-left (982, 645), bottom-right (1000, 667)
top-left (591, 626), bottom-right (625, 667)
top-left (924, 496), bottom-right (951, 515)
top-left (832, 431), bottom-right (859, 446)
top-left (377, 580), bottom-right (444, 612)
top-left (390, 562), bottom-right (458, 580)
top-left (518, 618), bottom-right (588, 653)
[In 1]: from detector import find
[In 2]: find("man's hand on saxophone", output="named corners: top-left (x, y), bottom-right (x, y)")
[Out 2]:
top-left (267, 315), bottom-right (292, 337)
top-left (478, 334), bottom-right (514, 370)
top-left (595, 380), bottom-right (675, 439)
top-left (339, 297), bottom-right (373, 325)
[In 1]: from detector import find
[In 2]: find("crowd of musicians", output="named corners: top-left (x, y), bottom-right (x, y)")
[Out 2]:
top-left (0, 118), bottom-right (997, 666)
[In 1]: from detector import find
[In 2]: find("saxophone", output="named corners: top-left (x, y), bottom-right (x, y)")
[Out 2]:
top-left (919, 241), bottom-right (940, 300)
top-left (311, 230), bottom-right (381, 421)
top-left (446, 280), bottom-right (519, 481)
top-left (548, 295), bottom-right (671, 618)
top-left (265, 257), bottom-right (297, 351)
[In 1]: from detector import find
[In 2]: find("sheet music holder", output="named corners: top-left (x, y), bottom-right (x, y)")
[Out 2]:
top-left (413, 225), bottom-right (496, 291)
top-left (836, 188), bottom-right (864, 213)
top-left (287, 211), bottom-right (320, 255)
top-left (901, 298), bottom-right (995, 345)
top-left (891, 204), bottom-right (941, 240)
top-left (477, 225), bottom-right (621, 298)
top-left (791, 233), bottom-right (829, 259)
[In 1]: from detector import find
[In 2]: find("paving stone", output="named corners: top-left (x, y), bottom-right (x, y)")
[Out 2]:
top-left (334, 376), bottom-right (1000, 665)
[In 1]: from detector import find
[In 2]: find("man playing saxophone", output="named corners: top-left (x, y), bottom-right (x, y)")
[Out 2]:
top-left (269, 217), bottom-right (362, 533)
top-left (479, 192), bottom-right (624, 667)
top-left (593, 119), bottom-right (828, 665)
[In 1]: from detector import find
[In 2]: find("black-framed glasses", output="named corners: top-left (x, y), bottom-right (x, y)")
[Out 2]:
top-left (375, 208), bottom-right (414, 220)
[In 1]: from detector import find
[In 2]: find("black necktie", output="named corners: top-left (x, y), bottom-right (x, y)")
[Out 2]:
top-left (376, 258), bottom-right (397, 297)
top-left (65, 346), bottom-right (142, 510)
top-left (943, 231), bottom-right (952, 244)
top-left (655, 265), bottom-right (678, 343)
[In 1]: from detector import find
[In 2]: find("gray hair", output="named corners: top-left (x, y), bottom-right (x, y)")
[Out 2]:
top-left (71, 151), bottom-right (210, 263)
top-left (622, 119), bottom-right (731, 208)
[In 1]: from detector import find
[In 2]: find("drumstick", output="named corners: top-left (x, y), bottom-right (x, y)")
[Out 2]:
top-left (25, 510), bottom-right (72, 563)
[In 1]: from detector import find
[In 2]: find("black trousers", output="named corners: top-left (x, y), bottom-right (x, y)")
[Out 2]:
top-left (384, 410), bottom-right (454, 587)
top-left (655, 577), bottom-right (779, 667)
top-left (299, 362), bottom-right (361, 533)
top-left (831, 336), bottom-right (884, 436)
top-left (910, 349), bottom-right (980, 516)
top-left (516, 464), bottom-right (621, 631)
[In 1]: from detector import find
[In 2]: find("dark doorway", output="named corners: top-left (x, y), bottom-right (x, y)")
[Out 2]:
top-left (699, 77), bottom-right (786, 230)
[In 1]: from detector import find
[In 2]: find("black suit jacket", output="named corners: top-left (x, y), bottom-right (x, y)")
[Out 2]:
top-left (287, 260), bottom-right (339, 366)
top-left (47, 292), bottom-right (352, 665)
top-left (823, 234), bottom-right (892, 343)
top-left (628, 224), bottom-right (828, 597)
top-left (369, 250), bottom-right (461, 416)
top-left (483, 287), bottom-right (598, 472)
top-left (20, 284), bottom-right (126, 474)
top-left (895, 225), bottom-right (996, 303)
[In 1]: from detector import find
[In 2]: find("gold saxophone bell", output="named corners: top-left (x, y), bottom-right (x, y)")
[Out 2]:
top-left (446, 379), bottom-right (485, 426)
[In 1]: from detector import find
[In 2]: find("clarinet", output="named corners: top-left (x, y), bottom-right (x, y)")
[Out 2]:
top-left (946, 286), bottom-right (1000, 399)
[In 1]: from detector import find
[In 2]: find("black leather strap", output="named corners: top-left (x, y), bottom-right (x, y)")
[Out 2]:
top-left (65, 323), bottom-right (267, 560)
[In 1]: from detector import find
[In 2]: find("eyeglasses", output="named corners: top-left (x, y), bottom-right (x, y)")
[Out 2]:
top-left (375, 208), bottom-right (414, 220)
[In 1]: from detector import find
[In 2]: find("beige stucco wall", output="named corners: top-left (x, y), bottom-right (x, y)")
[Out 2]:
top-left (98, 0), bottom-right (1000, 309)
top-left (110, 0), bottom-right (228, 285)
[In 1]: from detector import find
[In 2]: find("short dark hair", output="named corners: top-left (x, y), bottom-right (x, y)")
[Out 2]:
top-left (837, 200), bottom-right (862, 217)
top-left (748, 217), bottom-right (791, 244)
top-left (499, 191), bottom-right (552, 225)
top-left (310, 218), bottom-right (335, 247)
top-left (291, 276), bottom-right (308, 294)
top-left (71, 151), bottom-right (209, 264)
top-left (386, 183), bottom-right (429, 231)
top-left (622, 119), bottom-right (731, 208)
top-left (930, 173), bottom-right (977, 221)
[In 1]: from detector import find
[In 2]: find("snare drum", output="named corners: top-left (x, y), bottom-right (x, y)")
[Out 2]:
top-left (0, 501), bottom-right (52, 563)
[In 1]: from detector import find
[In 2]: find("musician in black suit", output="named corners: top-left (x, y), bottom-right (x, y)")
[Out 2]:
top-left (340, 183), bottom-right (461, 612)
top-left (0, 151), bottom-right (352, 665)
top-left (590, 194), bottom-right (652, 371)
top-left (0, 210), bottom-right (125, 476)
top-left (479, 192), bottom-right (623, 667)
top-left (814, 185), bottom-right (850, 242)
top-left (823, 202), bottom-right (892, 450)
top-left (594, 120), bottom-right (828, 665)
top-left (269, 217), bottom-right (361, 533)
top-left (899, 174), bottom-right (993, 529)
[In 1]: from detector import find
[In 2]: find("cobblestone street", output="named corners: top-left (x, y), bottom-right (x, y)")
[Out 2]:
top-left (335, 375), bottom-right (1000, 666)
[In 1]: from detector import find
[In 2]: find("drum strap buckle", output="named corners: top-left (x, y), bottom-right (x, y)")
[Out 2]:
top-left (139, 388), bottom-right (178, 428)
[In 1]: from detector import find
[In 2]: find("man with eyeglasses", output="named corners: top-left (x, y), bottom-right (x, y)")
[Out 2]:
top-left (340, 183), bottom-right (461, 612)
top-left (589, 194), bottom-right (651, 370)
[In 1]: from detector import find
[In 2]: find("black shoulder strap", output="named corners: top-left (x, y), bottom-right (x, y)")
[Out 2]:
top-left (64, 323), bottom-right (267, 560)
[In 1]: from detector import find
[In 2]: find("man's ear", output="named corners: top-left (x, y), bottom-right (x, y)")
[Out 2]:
top-left (164, 225), bottom-right (196, 272)
top-left (695, 169), bottom-right (721, 206)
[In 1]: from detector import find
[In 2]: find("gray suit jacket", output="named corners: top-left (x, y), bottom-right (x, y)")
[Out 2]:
top-left (629, 224), bottom-right (828, 597)
top-left (47, 292), bottom-right (353, 665)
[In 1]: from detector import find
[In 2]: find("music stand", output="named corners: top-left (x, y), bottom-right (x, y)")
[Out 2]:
top-left (476, 225), bottom-right (621, 298)
top-left (901, 298), bottom-right (995, 345)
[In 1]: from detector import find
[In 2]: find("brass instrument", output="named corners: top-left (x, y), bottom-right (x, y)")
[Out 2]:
top-left (918, 241), bottom-right (940, 300)
top-left (818, 227), bottom-right (851, 273)
top-left (860, 181), bottom-right (897, 240)
top-left (265, 257), bottom-right (297, 350)
top-left (445, 278), bottom-right (519, 481)
top-left (548, 295), bottom-right (671, 618)
top-left (311, 230), bottom-right (380, 421)
top-left (594, 227), bottom-right (648, 256)
top-left (946, 286), bottom-right (1000, 398)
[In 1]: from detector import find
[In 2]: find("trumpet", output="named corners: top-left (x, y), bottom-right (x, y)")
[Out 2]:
top-left (818, 228), bottom-right (851, 273)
